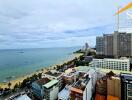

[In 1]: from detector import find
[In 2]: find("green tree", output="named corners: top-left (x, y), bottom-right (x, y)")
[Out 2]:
top-left (8, 82), bottom-right (11, 89)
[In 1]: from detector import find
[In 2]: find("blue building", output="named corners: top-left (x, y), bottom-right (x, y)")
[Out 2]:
top-left (31, 78), bottom-right (50, 99)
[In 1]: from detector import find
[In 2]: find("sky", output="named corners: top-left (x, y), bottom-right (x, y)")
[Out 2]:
top-left (0, 0), bottom-right (131, 49)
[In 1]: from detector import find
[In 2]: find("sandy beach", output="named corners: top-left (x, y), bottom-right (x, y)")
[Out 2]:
top-left (0, 53), bottom-right (83, 89)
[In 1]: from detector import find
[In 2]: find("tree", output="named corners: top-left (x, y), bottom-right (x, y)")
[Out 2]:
top-left (14, 83), bottom-right (19, 90)
top-left (0, 87), bottom-right (3, 92)
top-left (8, 82), bottom-right (11, 89)
top-left (106, 71), bottom-right (115, 77)
top-left (38, 73), bottom-right (42, 79)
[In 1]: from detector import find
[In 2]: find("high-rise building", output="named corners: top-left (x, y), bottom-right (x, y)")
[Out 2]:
top-left (96, 36), bottom-right (104, 55)
top-left (120, 73), bottom-right (132, 100)
top-left (103, 34), bottom-right (113, 56)
top-left (113, 31), bottom-right (132, 57)
top-left (96, 31), bottom-right (132, 57)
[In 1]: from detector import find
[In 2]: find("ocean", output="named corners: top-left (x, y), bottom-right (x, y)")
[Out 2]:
top-left (0, 47), bottom-right (80, 83)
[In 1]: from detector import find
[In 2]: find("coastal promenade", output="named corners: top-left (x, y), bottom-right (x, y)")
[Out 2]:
top-left (0, 53), bottom-right (83, 89)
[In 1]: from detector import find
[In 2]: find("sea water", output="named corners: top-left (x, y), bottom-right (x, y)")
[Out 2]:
top-left (0, 47), bottom-right (80, 82)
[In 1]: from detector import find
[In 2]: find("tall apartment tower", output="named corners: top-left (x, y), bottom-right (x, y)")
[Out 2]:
top-left (96, 31), bottom-right (132, 57)
top-left (113, 31), bottom-right (132, 57)
top-left (96, 36), bottom-right (104, 55)
top-left (103, 34), bottom-right (113, 56)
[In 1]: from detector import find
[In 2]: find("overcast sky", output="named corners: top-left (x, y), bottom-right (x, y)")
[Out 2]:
top-left (0, 0), bottom-right (131, 49)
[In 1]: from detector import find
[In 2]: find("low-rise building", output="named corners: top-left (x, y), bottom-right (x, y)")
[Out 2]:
top-left (63, 69), bottom-right (77, 85)
top-left (43, 80), bottom-right (59, 100)
top-left (31, 78), bottom-right (50, 99)
top-left (89, 58), bottom-right (130, 71)
top-left (31, 78), bottom-right (59, 100)
top-left (42, 70), bottom-right (64, 91)
top-left (58, 85), bottom-right (70, 100)
top-left (70, 72), bottom-right (93, 100)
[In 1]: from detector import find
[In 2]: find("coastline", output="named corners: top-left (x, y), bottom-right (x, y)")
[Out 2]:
top-left (0, 53), bottom-right (83, 89)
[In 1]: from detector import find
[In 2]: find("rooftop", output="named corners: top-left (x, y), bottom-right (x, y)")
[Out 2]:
top-left (70, 87), bottom-right (83, 94)
top-left (43, 80), bottom-right (58, 89)
top-left (58, 86), bottom-right (70, 100)
top-left (36, 78), bottom-right (50, 86)
top-left (45, 70), bottom-right (62, 77)
top-left (16, 94), bottom-right (31, 100)
top-left (99, 68), bottom-right (132, 75)
top-left (72, 72), bottom-right (90, 91)
top-left (121, 73), bottom-right (132, 81)
top-left (75, 66), bottom-right (90, 72)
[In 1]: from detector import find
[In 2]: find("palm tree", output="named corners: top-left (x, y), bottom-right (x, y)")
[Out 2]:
top-left (8, 82), bottom-right (11, 89)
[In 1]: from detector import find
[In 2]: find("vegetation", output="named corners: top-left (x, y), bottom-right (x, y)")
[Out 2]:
top-left (73, 49), bottom-right (84, 53)
top-left (8, 82), bottom-right (11, 89)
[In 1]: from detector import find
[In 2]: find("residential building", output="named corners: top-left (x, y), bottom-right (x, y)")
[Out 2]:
top-left (120, 73), bottom-right (132, 100)
top-left (31, 78), bottom-right (59, 100)
top-left (113, 31), bottom-right (132, 57)
top-left (89, 58), bottom-right (130, 71)
top-left (103, 34), bottom-right (113, 56)
top-left (84, 56), bottom-right (93, 62)
top-left (70, 72), bottom-right (93, 100)
top-left (96, 77), bottom-right (107, 95)
top-left (96, 36), bottom-right (104, 55)
top-left (43, 80), bottom-right (59, 100)
top-left (42, 70), bottom-right (64, 91)
top-left (31, 78), bottom-right (50, 99)
top-left (96, 31), bottom-right (132, 57)
top-left (107, 77), bottom-right (121, 100)
top-left (58, 85), bottom-right (70, 100)
top-left (63, 68), bottom-right (77, 85)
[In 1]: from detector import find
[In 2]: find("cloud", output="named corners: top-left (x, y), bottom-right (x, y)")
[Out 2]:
top-left (0, 0), bottom-right (130, 49)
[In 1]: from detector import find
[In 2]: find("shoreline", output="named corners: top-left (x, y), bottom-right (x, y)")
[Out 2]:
top-left (0, 53), bottom-right (83, 89)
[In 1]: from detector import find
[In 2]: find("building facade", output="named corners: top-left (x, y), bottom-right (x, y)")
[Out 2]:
top-left (120, 73), bottom-right (132, 100)
top-left (107, 77), bottom-right (121, 100)
top-left (31, 78), bottom-right (59, 100)
top-left (89, 58), bottom-right (130, 71)
top-left (113, 31), bottom-right (132, 57)
top-left (43, 80), bottom-right (59, 100)
top-left (42, 71), bottom-right (64, 91)
top-left (70, 72), bottom-right (93, 100)
top-left (103, 34), bottom-right (113, 56)
top-left (96, 36), bottom-right (104, 55)
top-left (96, 31), bottom-right (132, 57)
top-left (31, 78), bottom-right (50, 99)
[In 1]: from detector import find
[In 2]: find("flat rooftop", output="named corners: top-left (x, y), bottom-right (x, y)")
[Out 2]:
top-left (75, 66), bottom-right (90, 72)
top-left (16, 94), bottom-right (31, 100)
top-left (99, 68), bottom-right (132, 75)
top-left (70, 87), bottom-right (83, 94)
top-left (58, 86), bottom-right (70, 100)
top-left (43, 80), bottom-right (58, 89)
top-left (71, 72), bottom-right (90, 91)
top-left (36, 78), bottom-right (50, 86)
top-left (45, 71), bottom-right (62, 77)
top-left (121, 73), bottom-right (132, 81)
